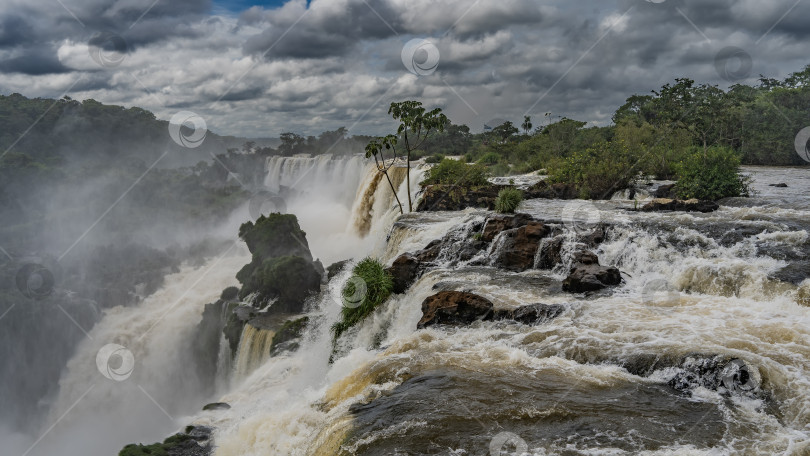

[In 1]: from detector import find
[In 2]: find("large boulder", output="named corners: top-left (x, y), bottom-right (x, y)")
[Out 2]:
top-left (494, 303), bottom-right (565, 324)
top-left (491, 221), bottom-right (551, 272)
top-left (239, 213), bottom-right (313, 261)
top-left (640, 198), bottom-right (719, 213)
top-left (562, 251), bottom-right (622, 292)
top-left (386, 253), bottom-right (421, 294)
top-left (481, 213), bottom-right (535, 242)
top-left (417, 291), bottom-right (494, 328)
top-left (537, 235), bottom-right (564, 270)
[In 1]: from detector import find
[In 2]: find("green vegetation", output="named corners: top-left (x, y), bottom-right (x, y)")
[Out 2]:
top-left (331, 258), bottom-right (393, 340)
top-left (495, 187), bottom-right (524, 213)
top-left (674, 147), bottom-right (751, 200)
top-left (119, 434), bottom-right (193, 456)
top-left (270, 316), bottom-right (310, 354)
top-left (365, 101), bottom-right (449, 212)
top-left (420, 158), bottom-right (489, 187)
top-left (546, 140), bottom-right (638, 199)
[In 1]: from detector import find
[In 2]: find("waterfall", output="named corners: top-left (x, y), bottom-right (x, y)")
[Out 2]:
top-left (22, 252), bottom-right (249, 456)
top-left (233, 325), bottom-right (275, 380)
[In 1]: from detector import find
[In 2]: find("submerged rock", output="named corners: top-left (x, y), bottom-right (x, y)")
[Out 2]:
top-left (639, 198), bottom-right (719, 213)
top-left (202, 402), bottom-right (230, 411)
top-left (417, 291), bottom-right (494, 328)
top-left (769, 183), bottom-right (788, 187)
top-left (494, 303), bottom-right (565, 324)
top-left (562, 251), bottom-right (622, 292)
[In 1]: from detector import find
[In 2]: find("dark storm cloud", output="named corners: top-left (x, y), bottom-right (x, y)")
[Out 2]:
top-left (0, 46), bottom-right (70, 74)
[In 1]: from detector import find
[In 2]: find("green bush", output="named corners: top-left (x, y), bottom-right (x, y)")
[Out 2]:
top-left (332, 258), bottom-right (393, 340)
top-left (476, 151), bottom-right (501, 165)
top-left (495, 187), bottom-right (524, 213)
top-left (420, 158), bottom-right (489, 187)
top-left (674, 146), bottom-right (751, 200)
top-left (424, 154), bottom-right (445, 164)
top-left (547, 140), bottom-right (637, 199)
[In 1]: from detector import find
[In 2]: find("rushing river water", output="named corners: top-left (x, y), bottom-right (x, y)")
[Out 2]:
top-left (22, 163), bottom-right (810, 456)
top-left (192, 165), bottom-right (810, 455)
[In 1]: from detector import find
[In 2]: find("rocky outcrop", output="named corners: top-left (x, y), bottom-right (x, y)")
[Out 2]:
top-left (416, 184), bottom-right (504, 211)
top-left (562, 251), bottom-right (622, 292)
top-left (490, 221), bottom-right (551, 271)
top-left (120, 425), bottom-right (213, 456)
top-left (386, 253), bottom-right (421, 294)
top-left (769, 183), bottom-right (788, 188)
top-left (269, 316), bottom-right (309, 355)
top-left (525, 181), bottom-right (578, 199)
top-left (494, 303), bottom-right (565, 324)
top-left (235, 214), bottom-right (322, 311)
top-left (417, 291), bottom-right (494, 328)
top-left (481, 213), bottom-right (535, 242)
top-left (537, 236), bottom-right (564, 269)
top-left (190, 300), bottom-right (225, 398)
top-left (202, 402), bottom-right (231, 411)
top-left (326, 259), bottom-right (350, 279)
top-left (639, 198), bottom-right (719, 213)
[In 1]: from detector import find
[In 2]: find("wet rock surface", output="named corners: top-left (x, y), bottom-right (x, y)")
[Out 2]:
top-left (490, 221), bottom-right (551, 272)
top-left (640, 198), bottom-right (719, 213)
top-left (494, 303), bottom-right (565, 324)
top-left (418, 291), bottom-right (494, 328)
top-left (416, 184), bottom-right (505, 211)
top-left (562, 251), bottom-right (622, 292)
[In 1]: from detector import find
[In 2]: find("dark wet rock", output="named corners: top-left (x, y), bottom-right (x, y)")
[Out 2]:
top-left (481, 213), bottom-right (535, 242)
top-left (270, 316), bottom-right (309, 355)
top-left (416, 184), bottom-right (504, 211)
top-left (770, 261), bottom-right (810, 285)
top-left (582, 226), bottom-right (607, 247)
top-left (202, 402), bottom-right (230, 411)
top-left (769, 183), bottom-right (788, 187)
top-left (237, 255), bottom-right (321, 313)
top-left (313, 259), bottom-right (325, 280)
top-left (238, 213), bottom-right (312, 262)
top-left (491, 222), bottom-right (551, 272)
top-left (654, 184), bottom-right (677, 198)
top-left (220, 286), bottom-right (239, 301)
top-left (417, 291), bottom-right (494, 329)
top-left (386, 253), bottom-right (421, 294)
top-left (326, 259), bottom-right (350, 280)
top-left (525, 181), bottom-right (578, 199)
top-left (223, 303), bottom-right (253, 356)
top-left (494, 303), bottom-right (565, 324)
top-left (415, 239), bottom-right (443, 264)
top-left (562, 252), bottom-right (621, 293)
top-left (639, 198), bottom-right (719, 213)
top-left (621, 353), bottom-right (681, 377)
top-left (537, 236), bottom-right (564, 270)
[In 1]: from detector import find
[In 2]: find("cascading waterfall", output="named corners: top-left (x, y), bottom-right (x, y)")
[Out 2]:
top-left (198, 166), bottom-right (810, 455)
top-left (21, 252), bottom-right (249, 456)
top-left (233, 325), bottom-right (275, 379)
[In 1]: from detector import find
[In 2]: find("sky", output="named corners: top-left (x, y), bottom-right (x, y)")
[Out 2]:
top-left (1, 0), bottom-right (809, 138)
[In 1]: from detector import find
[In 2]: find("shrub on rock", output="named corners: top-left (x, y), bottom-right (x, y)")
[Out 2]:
top-left (494, 187), bottom-right (524, 213)
top-left (332, 258), bottom-right (393, 340)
